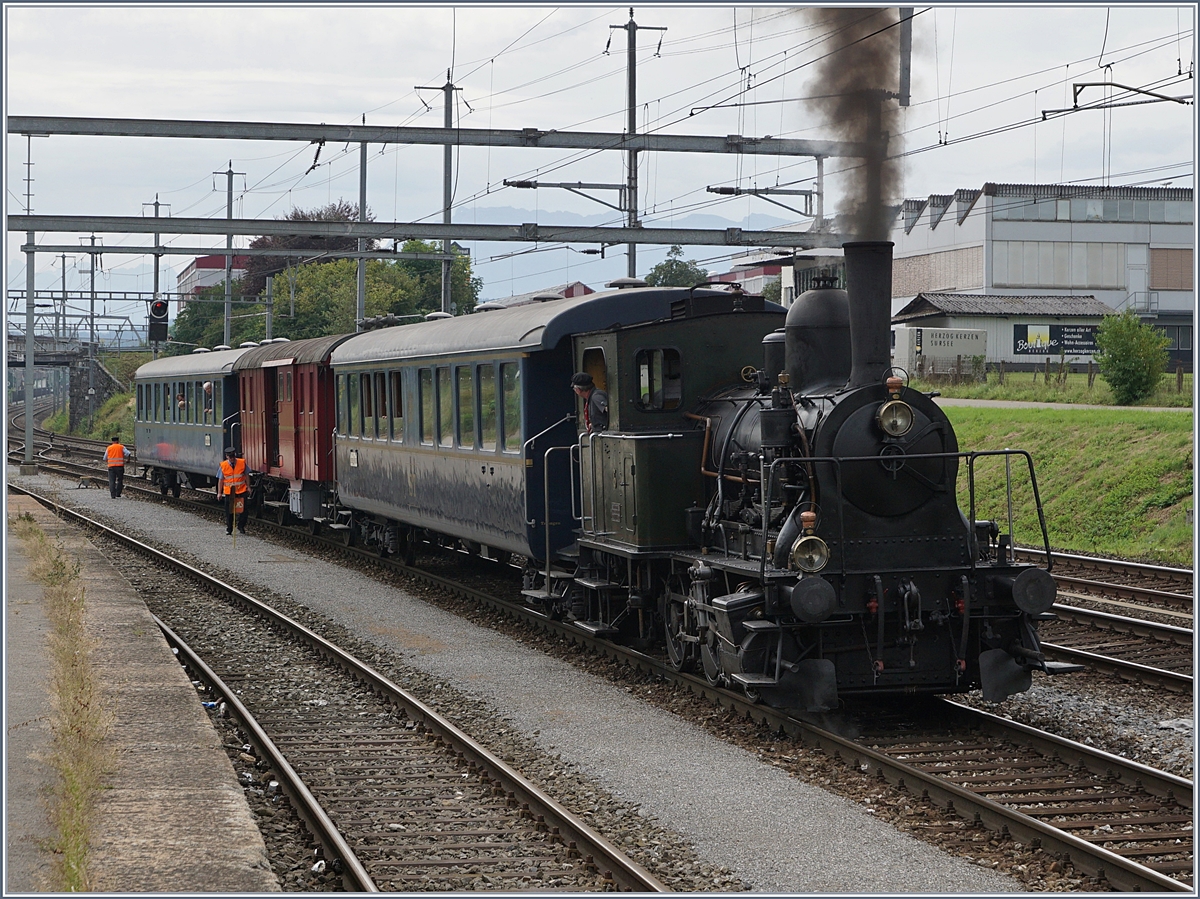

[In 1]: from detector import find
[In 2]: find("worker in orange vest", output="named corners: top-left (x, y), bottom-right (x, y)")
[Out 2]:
top-left (104, 436), bottom-right (129, 498)
top-left (217, 446), bottom-right (249, 535)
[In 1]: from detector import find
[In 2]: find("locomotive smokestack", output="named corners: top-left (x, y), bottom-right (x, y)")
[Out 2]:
top-left (843, 241), bottom-right (894, 390)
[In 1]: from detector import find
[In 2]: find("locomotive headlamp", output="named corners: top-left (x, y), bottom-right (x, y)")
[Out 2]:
top-left (791, 534), bottom-right (830, 572)
top-left (876, 399), bottom-right (914, 437)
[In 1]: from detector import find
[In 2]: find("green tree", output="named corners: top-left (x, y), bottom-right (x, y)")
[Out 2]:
top-left (241, 200), bottom-right (376, 297)
top-left (393, 239), bottom-right (482, 314)
top-left (268, 258), bottom-right (422, 339)
top-left (1093, 309), bottom-right (1170, 405)
top-left (169, 284), bottom-right (251, 352)
top-left (762, 278), bottom-right (782, 305)
top-left (645, 245), bottom-right (709, 287)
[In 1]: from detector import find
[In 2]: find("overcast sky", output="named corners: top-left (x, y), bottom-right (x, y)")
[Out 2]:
top-left (4, 4), bottom-right (1195, 322)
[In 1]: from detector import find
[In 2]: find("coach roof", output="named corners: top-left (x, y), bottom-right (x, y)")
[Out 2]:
top-left (232, 334), bottom-right (356, 370)
top-left (331, 286), bottom-right (781, 365)
top-left (134, 347), bottom-right (252, 380)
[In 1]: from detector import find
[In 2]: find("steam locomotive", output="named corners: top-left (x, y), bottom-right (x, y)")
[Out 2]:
top-left (134, 241), bottom-right (1059, 710)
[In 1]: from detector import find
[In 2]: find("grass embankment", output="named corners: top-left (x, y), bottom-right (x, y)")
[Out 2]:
top-left (9, 514), bottom-right (113, 891)
top-left (912, 370), bottom-right (1193, 408)
top-left (947, 406), bottom-right (1193, 566)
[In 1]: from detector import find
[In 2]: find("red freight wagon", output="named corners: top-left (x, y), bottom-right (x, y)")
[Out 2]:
top-left (233, 334), bottom-right (355, 523)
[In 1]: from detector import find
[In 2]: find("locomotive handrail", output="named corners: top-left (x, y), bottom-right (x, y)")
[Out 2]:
top-left (966, 449), bottom-right (1053, 572)
top-left (755, 449), bottom-right (1051, 577)
top-left (543, 444), bottom-right (576, 587)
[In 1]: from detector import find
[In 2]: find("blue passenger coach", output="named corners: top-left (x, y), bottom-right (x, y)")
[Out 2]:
top-left (327, 286), bottom-right (762, 562)
top-left (133, 347), bottom-right (252, 495)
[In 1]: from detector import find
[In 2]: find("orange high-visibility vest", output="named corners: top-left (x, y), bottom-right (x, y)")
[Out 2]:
top-left (220, 457), bottom-right (247, 495)
top-left (106, 443), bottom-right (127, 467)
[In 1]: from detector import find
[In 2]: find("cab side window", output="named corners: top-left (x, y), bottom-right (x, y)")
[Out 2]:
top-left (634, 348), bottom-right (682, 411)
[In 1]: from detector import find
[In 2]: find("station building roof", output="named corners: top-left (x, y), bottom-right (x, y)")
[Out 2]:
top-left (893, 293), bottom-right (1117, 324)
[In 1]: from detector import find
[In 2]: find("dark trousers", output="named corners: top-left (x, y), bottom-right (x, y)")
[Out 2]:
top-left (107, 465), bottom-right (125, 498)
top-left (225, 494), bottom-right (249, 533)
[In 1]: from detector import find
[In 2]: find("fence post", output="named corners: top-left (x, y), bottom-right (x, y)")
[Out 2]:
top-left (1177, 362), bottom-right (1184, 394)
top-left (1087, 360), bottom-right (1095, 389)
top-left (1044, 356), bottom-right (1052, 385)
top-left (998, 360), bottom-right (1005, 385)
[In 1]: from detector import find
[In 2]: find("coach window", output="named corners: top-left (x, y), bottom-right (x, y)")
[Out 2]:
top-left (388, 370), bottom-right (404, 442)
top-left (479, 364), bottom-right (497, 451)
top-left (286, 372), bottom-right (293, 402)
top-left (213, 382), bottom-right (223, 424)
top-left (336, 374), bottom-right (347, 434)
top-left (437, 367), bottom-right (453, 446)
top-left (361, 372), bottom-right (375, 438)
top-left (152, 383), bottom-right (160, 422)
top-left (419, 368), bottom-right (434, 444)
top-left (634, 348), bottom-right (682, 411)
top-left (501, 362), bottom-right (521, 452)
top-left (456, 366), bottom-right (475, 448)
top-left (374, 372), bottom-right (387, 440)
top-left (348, 371), bottom-right (361, 436)
top-left (136, 385), bottom-right (144, 421)
top-left (185, 381), bottom-right (195, 423)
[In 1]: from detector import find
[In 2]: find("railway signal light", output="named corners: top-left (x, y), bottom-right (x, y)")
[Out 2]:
top-left (149, 298), bottom-right (169, 343)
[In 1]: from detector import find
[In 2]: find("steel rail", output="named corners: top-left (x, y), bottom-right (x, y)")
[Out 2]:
top-left (1016, 546), bottom-right (1193, 584)
top-left (1052, 603), bottom-right (1193, 644)
top-left (6, 485), bottom-right (669, 894)
top-left (1054, 574), bottom-right (1193, 608)
top-left (1040, 641), bottom-right (1193, 691)
top-left (155, 617), bottom-right (378, 892)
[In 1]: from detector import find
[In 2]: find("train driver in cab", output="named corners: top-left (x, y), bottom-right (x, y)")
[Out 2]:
top-left (571, 372), bottom-right (609, 434)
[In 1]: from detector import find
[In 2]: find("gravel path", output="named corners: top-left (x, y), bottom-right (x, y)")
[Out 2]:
top-left (11, 474), bottom-right (1027, 893)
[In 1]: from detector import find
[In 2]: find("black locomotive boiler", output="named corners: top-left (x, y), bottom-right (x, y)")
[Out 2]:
top-left (532, 241), bottom-right (1060, 710)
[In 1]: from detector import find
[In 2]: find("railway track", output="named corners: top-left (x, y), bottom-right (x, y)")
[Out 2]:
top-left (11, 482), bottom-right (1193, 892)
top-left (12, 487), bottom-right (666, 892)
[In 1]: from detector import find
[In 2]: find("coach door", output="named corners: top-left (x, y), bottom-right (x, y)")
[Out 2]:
top-left (264, 366), bottom-right (280, 469)
top-left (276, 367), bottom-right (296, 474)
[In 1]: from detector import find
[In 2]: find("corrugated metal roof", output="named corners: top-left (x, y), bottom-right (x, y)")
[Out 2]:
top-left (892, 293), bottom-right (1117, 322)
top-left (232, 334), bottom-right (356, 369)
top-left (332, 286), bottom-right (781, 365)
top-left (134, 347), bottom-right (253, 380)
top-left (982, 182), bottom-right (1192, 201)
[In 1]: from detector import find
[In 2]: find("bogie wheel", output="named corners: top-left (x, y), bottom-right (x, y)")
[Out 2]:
top-left (159, 478), bottom-right (169, 496)
top-left (171, 481), bottom-right (181, 498)
top-left (307, 519), bottom-right (321, 537)
top-left (276, 505), bottom-right (289, 527)
top-left (340, 527), bottom-right (354, 547)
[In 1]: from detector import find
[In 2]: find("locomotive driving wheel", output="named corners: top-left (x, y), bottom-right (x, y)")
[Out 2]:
top-left (664, 597), bottom-right (695, 672)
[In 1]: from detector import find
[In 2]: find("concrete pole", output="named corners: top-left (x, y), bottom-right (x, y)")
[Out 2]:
top-left (152, 195), bottom-right (162, 358)
top-left (442, 73), bottom-right (454, 314)
top-left (357, 140), bottom-right (367, 329)
top-left (23, 231), bottom-right (36, 467)
top-left (625, 9), bottom-right (638, 279)
top-left (611, 9), bottom-right (664, 280)
top-left (88, 234), bottom-right (96, 431)
top-left (223, 164), bottom-right (234, 346)
top-left (265, 274), bottom-right (274, 340)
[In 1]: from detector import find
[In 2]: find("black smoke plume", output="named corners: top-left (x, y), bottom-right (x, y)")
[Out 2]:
top-left (806, 8), bottom-right (903, 241)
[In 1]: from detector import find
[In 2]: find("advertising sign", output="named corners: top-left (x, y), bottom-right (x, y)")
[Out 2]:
top-left (1012, 324), bottom-right (1098, 356)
